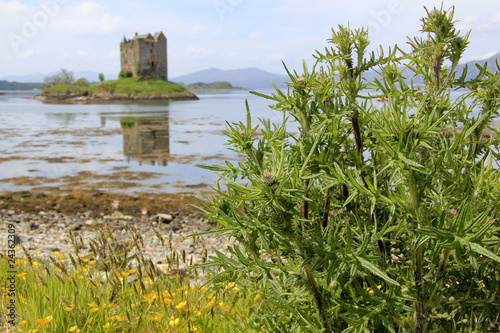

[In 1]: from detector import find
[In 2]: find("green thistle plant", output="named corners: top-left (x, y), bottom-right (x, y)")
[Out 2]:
top-left (197, 6), bottom-right (500, 333)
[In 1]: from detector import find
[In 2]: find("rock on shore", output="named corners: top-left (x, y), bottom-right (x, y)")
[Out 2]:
top-left (0, 208), bottom-right (233, 272)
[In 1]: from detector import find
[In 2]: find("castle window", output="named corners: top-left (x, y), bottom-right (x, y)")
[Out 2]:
top-left (150, 49), bottom-right (153, 54)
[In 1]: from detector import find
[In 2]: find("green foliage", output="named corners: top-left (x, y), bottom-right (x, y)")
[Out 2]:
top-left (186, 81), bottom-right (245, 90)
top-left (74, 78), bottom-right (90, 88)
top-left (42, 69), bottom-right (75, 89)
top-left (135, 61), bottom-right (140, 76)
top-left (44, 84), bottom-right (84, 93)
top-left (119, 71), bottom-right (133, 79)
top-left (197, 6), bottom-right (500, 332)
top-left (98, 73), bottom-right (105, 82)
top-left (96, 78), bottom-right (187, 96)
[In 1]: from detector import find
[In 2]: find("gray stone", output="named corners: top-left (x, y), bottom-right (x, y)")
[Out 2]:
top-left (157, 214), bottom-right (173, 223)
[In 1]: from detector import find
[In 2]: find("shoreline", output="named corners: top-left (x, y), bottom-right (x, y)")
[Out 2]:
top-left (0, 187), bottom-right (231, 271)
top-left (37, 90), bottom-right (199, 104)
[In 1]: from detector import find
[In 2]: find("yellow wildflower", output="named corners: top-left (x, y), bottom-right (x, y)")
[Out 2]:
top-left (224, 282), bottom-right (235, 290)
top-left (19, 320), bottom-right (27, 326)
top-left (204, 298), bottom-right (215, 308)
top-left (76, 275), bottom-right (84, 280)
top-left (16, 272), bottom-right (28, 279)
top-left (130, 304), bottom-right (136, 309)
top-left (91, 307), bottom-right (99, 313)
top-left (169, 318), bottom-right (180, 327)
top-left (82, 265), bottom-right (89, 273)
top-left (254, 294), bottom-right (262, 301)
top-left (35, 315), bottom-right (53, 325)
top-left (15, 258), bottom-right (27, 265)
top-left (121, 269), bottom-right (135, 277)
top-left (68, 325), bottom-right (77, 332)
top-left (33, 251), bottom-right (41, 255)
top-left (88, 259), bottom-right (96, 265)
top-left (175, 301), bottom-right (187, 309)
top-left (33, 261), bottom-right (42, 268)
top-left (219, 302), bottom-right (229, 311)
top-left (87, 317), bottom-right (93, 324)
top-left (103, 322), bottom-right (111, 328)
top-left (367, 285), bottom-right (382, 294)
top-left (151, 313), bottom-right (163, 322)
top-left (50, 252), bottom-right (60, 256)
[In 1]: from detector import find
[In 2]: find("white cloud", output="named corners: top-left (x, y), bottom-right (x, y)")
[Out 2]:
top-left (49, 2), bottom-right (127, 35)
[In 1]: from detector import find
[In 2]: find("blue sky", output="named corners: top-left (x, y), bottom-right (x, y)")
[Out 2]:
top-left (1, 0), bottom-right (499, 79)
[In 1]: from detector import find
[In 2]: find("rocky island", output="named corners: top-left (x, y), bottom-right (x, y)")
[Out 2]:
top-left (38, 78), bottom-right (198, 103)
top-left (39, 31), bottom-right (198, 103)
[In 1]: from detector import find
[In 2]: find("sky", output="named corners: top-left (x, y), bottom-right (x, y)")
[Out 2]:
top-left (0, 0), bottom-right (499, 79)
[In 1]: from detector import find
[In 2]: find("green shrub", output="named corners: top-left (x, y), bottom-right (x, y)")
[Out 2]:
top-left (74, 78), bottom-right (90, 88)
top-left (119, 71), bottom-right (133, 79)
top-left (197, 6), bottom-right (500, 332)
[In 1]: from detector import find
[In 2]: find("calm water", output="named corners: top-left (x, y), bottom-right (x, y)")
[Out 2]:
top-left (0, 89), bottom-right (281, 193)
top-left (0, 89), bottom-right (492, 193)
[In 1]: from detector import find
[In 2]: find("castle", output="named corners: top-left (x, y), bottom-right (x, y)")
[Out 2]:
top-left (120, 32), bottom-right (167, 80)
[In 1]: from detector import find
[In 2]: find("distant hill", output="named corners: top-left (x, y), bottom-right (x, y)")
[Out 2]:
top-left (186, 81), bottom-right (246, 90)
top-left (456, 52), bottom-right (500, 80)
top-left (0, 80), bottom-right (40, 90)
top-left (171, 68), bottom-right (289, 90)
top-left (369, 52), bottom-right (500, 85)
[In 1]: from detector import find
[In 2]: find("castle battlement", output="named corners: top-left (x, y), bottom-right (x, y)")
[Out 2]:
top-left (120, 31), bottom-right (167, 80)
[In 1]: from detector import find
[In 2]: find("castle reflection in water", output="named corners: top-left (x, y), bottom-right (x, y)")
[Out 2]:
top-left (121, 116), bottom-right (170, 166)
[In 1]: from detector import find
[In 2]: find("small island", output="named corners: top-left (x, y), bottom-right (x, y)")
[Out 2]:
top-left (38, 31), bottom-right (198, 103)
top-left (185, 81), bottom-right (246, 90)
top-left (38, 77), bottom-right (198, 104)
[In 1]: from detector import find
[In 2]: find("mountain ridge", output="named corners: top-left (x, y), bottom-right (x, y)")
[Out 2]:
top-left (2, 52), bottom-right (498, 88)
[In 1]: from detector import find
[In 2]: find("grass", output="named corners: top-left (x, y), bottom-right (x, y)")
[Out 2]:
top-left (44, 84), bottom-right (86, 93)
top-left (96, 78), bottom-right (187, 96)
top-left (0, 226), bottom-right (264, 332)
top-left (43, 79), bottom-right (188, 97)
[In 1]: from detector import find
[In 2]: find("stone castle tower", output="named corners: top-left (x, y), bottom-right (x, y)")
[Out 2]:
top-left (120, 32), bottom-right (167, 80)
